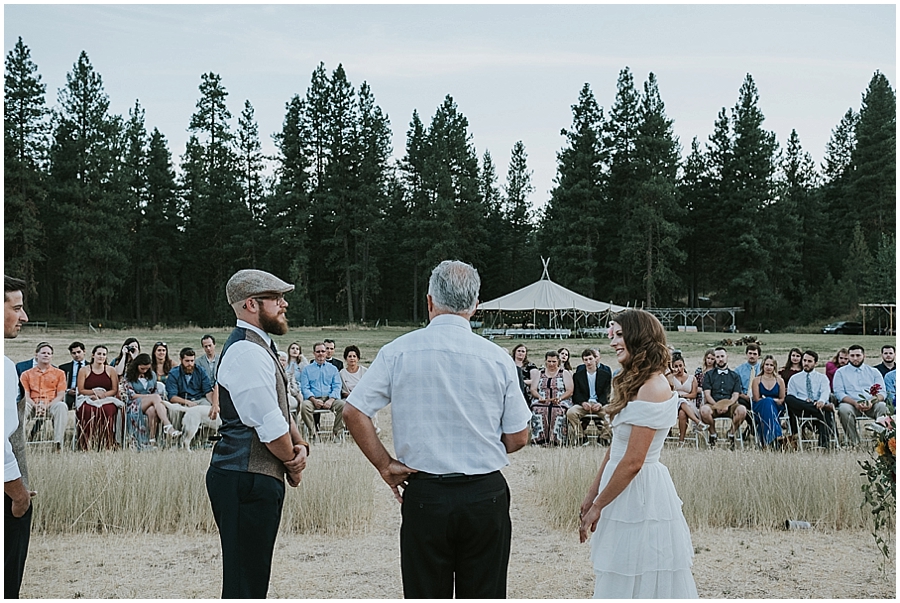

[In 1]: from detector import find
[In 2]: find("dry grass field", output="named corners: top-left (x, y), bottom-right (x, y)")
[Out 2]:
top-left (8, 326), bottom-right (898, 598)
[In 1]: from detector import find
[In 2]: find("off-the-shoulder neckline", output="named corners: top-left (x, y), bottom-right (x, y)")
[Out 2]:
top-left (627, 393), bottom-right (678, 405)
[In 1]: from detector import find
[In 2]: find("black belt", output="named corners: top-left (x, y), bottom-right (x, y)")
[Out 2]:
top-left (408, 470), bottom-right (499, 481)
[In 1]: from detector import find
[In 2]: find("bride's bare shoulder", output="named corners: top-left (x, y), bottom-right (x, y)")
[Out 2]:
top-left (635, 373), bottom-right (674, 403)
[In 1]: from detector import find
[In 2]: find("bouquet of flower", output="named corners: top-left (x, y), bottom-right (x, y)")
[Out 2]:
top-left (858, 383), bottom-right (882, 411)
top-left (859, 414), bottom-right (895, 560)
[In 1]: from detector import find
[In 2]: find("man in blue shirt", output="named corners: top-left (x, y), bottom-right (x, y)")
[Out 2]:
top-left (299, 342), bottom-right (343, 440)
top-left (834, 344), bottom-right (887, 445)
top-left (884, 370), bottom-right (896, 406)
top-left (166, 347), bottom-right (216, 445)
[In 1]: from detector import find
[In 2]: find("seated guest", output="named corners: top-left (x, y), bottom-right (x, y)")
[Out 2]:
top-left (323, 338), bottom-right (343, 371)
top-left (151, 341), bottom-right (174, 388)
top-left (874, 345), bottom-right (895, 377)
top-left (884, 369), bottom-right (896, 405)
top-left (785, 350), bottom-right (836, 449)
top-left (529, 350), bottom-right (573, 446)
top-left (166, 347), bottom-right (219, 447)
top-left (339, 345), bottom-right (367, 399)
top-left (825, 348), bottom-right (849, 390)
top-left (20, 342), bottom-right (69, 450)
top-left (834, 345), bottom-right (887, 446)
top-left (751, 355), bottom-right (787, 448)
top-left (734, 343), bottom-right (762, 420)
top-left (694, 349), bottom-right (716, 393)
top-left (286, 342), bottom-right (309, 383)
top-left (59, 341), bottom-right (87, 410)
top-left (511, 343), bottom-right (537, 401)
top-left (557, 347), bottom-right (573, 372)
top-left (277, 351), bottom-right (303, 418)
top-left (196, 335), bottom-right (220, 386)
top-left (111, 337), bottom-right (141, 377)
top-left (76, 345), bottom-right (122, 450)
top-left (300, 342), bottom-right (345, 440)
top-left (699, 347), bottom-right (746, 449)
top-left (122, 353), bottom-right (181, 447)
top-left (566, 348), bottom-right (611, 443)
top-left (669, 354), bottom-right (704, 443)
top-left (779, 347), bottom-right (803, 387)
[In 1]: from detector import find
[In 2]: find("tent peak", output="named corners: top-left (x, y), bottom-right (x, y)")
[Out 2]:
top-left (540, 256), bottom-right (551, 281)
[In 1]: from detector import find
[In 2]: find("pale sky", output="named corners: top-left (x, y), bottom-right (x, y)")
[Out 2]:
top-left (4, 3), bottom-right (896, 212)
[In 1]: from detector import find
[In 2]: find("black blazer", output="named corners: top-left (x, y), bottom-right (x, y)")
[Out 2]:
top-left (58, 360), bottom-right (83, 410)
top-left (572, 364), bottom-right (612, 406)
top-left (327, 357), bottom-right (344, 371)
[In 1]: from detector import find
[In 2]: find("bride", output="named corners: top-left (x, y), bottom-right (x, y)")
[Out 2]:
top-left (578, 309), bottom-right (697, 598)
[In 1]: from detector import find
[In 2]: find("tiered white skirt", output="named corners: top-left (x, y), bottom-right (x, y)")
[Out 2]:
top-left (590, 462), bottom-right (698, 599)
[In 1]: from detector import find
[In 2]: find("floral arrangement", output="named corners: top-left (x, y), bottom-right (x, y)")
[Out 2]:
top-left (858, 383), bottom-right (882, 410)
top-left (858, 410), bottom-right (896, 560)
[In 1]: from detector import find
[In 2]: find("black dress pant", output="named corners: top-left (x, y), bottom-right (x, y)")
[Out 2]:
top-left (784, 395), bottom-right (835, 448)
top-left (400, 471), bottom-right (511, 599)
top-left (4, 493), bottom-right (32, 599)
top-left (206, 466), bottom-right (285, 599)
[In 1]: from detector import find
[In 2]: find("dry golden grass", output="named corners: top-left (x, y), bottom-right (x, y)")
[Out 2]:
top-left (533, 445), bottom-right (892, 531)
top-left (27, 443), bottom-right (375, 535)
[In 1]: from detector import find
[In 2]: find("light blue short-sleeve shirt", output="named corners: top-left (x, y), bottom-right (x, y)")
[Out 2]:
top-left (348, 313), bottom-right (532, 475)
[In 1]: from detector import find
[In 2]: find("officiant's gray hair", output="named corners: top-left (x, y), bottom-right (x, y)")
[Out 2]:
top-left (428, 260), bottom-right (480, 314)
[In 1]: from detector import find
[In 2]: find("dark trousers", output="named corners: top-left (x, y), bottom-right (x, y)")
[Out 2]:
top-left (206, 466), bottom-right (285, 598)
top-left (400, 471), bottom-right (511, 598)
top-left (4, 494), bottom-right (32, 599)
top-left (785, 395), bottom-right (835, 448)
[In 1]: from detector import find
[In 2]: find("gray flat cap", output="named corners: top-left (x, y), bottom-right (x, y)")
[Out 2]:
top-left (226, 269), bottom-right (294, 305)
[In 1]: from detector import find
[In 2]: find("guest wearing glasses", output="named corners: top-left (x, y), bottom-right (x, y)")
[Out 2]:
top-left (299, 342), bottom-right (344, 440)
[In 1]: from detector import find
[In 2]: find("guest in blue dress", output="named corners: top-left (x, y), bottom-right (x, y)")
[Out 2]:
top-left (751, 355), bottom-right (787, 447)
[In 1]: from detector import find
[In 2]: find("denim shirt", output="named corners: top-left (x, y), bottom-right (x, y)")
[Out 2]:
top-left (166, 365), bottom-right (213, 401)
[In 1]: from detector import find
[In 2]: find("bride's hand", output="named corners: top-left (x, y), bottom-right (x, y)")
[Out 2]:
top-left (579, 504), bottom-right (602, 543)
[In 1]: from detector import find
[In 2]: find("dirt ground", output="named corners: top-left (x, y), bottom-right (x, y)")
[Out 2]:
top-left (20, 444), bottom-right (896, 599)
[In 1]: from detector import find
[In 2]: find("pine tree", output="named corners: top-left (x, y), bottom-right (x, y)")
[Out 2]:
top-left (51, 51), bottom-right (127, 321)
top-left (270, 94), bottom-right (314, 324)
top-left (236, 99), bottom-right (267, 265)
top-left (4, 37), bottom-right (48, 295)
top-left (622, 72), bottom-right (683, 307)
top-left (181, 72), bottom-right (246, 323)
top-left (677, 137), bottom-right (712, 307)
top-left (352, 81), bottom-right (392, 322)
top-left (540, 83), bottom-right (606, 298)
top-left (848, 71), bottom-right (896, 248)
top-left (501, 141), bottom-right (536, 292)
top-left (143, 128), bottom-right (182, 324)
top-left (721, 74), bottom-right (778, 313)
top-left (773, 129), bottom-right (818, 317)
top-left (119, 100), bottom-right (150, 320)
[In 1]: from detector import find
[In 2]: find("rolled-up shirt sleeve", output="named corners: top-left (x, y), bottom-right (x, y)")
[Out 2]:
top-left (499, 359), bottom-right (533, 434)
top-left (5, 356), bottom-right (22, 482)
top-left (217, 342), bottom-right (289, 443)
top-left (347, 351), bottom-right (392, 418)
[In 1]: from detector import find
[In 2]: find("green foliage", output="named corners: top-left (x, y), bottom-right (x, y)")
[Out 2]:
top-left (3, 45), bottom-right (896, 329)
top-left (858, 416), bottom-right (896, 560)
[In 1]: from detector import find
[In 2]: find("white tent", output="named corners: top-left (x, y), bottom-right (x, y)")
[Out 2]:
top-left (477, 259), bottom-right (628, 329)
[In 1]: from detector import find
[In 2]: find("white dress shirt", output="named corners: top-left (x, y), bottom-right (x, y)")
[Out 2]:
top-left (216, 320), bottom-right (289, 443)
top-left (5, 356), bottom-right (22, 482)
top-left (786, 369), bottom-right (831, 404)
top-left (348, 313), bottom-right (532, 475)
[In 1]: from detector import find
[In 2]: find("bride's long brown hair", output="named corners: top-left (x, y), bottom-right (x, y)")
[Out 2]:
top-left (606, 309), bottom-right (672, 420)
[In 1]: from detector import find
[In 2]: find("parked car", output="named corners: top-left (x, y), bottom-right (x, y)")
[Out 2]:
top-left (821, 321), bottom-right (864, 335)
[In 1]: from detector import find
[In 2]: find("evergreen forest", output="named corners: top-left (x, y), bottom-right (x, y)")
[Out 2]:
top-left (4, 39), bottom-right (896, 329)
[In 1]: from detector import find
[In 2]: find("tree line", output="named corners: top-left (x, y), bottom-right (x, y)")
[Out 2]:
top-left (4, 38), bottom-right (896, 329)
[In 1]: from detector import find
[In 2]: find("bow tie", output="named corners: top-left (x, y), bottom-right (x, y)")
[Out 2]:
top-left (717, 369), bottom-right (729, 374)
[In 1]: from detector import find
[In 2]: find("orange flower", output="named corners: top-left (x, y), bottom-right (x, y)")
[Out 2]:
top-left (889, 437), bottom-right (896, 456)
top-left (876, 441), bottom-right (886, 456)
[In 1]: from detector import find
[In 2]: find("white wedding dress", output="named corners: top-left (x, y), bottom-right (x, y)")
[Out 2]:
top-left (590, 393), bottom-right (698, 598)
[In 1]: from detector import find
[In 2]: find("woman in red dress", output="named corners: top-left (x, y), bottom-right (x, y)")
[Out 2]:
top-left (76, 345), bottom-right (122, 450)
